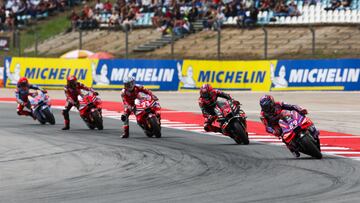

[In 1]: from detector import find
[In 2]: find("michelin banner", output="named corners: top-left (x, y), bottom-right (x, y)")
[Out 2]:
top-left (4, 57), bottom-right (95, 88)
top-left (271, 59), bottom-right (360, 91)
top-left (179, 60), bottom-right (274, 91)
top-left (92, 59), bottom-right (181, 90)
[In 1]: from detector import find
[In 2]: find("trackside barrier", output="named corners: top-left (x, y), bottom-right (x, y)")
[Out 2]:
top-left (0, 67), bottom-right (4, 87)
top-left (4, 57), bottom-right (360, 91)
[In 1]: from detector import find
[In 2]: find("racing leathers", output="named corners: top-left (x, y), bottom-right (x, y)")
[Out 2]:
top-left (198, 89), bottom-right (234, 133)
top-left (62, 82), bottom-right (94, 129)
top-left (15, 84), bottom-right (42, 118)
top-left (120, 85), bottom-right (157, 138)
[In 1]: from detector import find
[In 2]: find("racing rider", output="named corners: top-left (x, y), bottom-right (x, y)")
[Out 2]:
top-left (259, 95), bottom-right (320, 157)
top-left (15, 77), bottom-right (45, 119)
top-left (62, 75), bottom-right (95, 130)
top-left (198, 84), bottom-right (240, 134)
top-left (120, 76), bottom-right (158, 138)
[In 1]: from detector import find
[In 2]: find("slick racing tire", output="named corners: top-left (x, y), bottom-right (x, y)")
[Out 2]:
top-left (149, 116), bottom-right (161, 138)
top-left (43, 108), bottom-right (55, 125)
top-left (232, 121), bottom-right (249, 145)
top-left (298, 134), bottom-right (322, 159)
top-left (91, 110), bottom-right (103, 130)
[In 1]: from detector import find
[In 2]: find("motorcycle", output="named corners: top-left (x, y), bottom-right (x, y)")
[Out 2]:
top-left (279, 110), bottom-right (322, 159)
top-left (135, 94), bottom-right (161, 138)
top-left (215, 99), bottom-right (249, 145)
top-left (78, 91), bottom-right (103, 130)
top-left (29, 90), bottom-right (55, 125)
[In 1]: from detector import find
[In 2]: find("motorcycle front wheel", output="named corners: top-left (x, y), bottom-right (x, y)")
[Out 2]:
top-left (149, 116), bottom-right (161, 138)
top-left (43, 108), bottom-right (55, 125)
top-left (297, 134), bottom-right (322, 159)
top-left (91, 110), bottom-right (103, 130)
top-left (231, 120), bottom-right (249, 145)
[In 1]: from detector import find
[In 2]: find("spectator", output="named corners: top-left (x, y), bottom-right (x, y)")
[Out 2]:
top-left (122, 7), bottom-right (136, 31)
top-left (188, 4), bottom-right (199, 22)
top-left (259, 0), bottom-right (271, 11)
top-left (151, 7), bottom-right (163, 28)
top-left (69, 9), bottom-right (79, 30)
top-left (95, 0), bottom-right (104, 11)
top-left (242, 6), bottom-right (258, 29)
top-left (325, 0), bottom-right (341, 10)
top-left (202, 6), bottom-right (217, 30)
top-left (103, 0), bottom-right (112, 13)
top-left (288, 0), bottom-right (300, 16)
top-left (274, 0), bottom-right (289, 17)
top-left (109, 10), bottom-right (119, 27)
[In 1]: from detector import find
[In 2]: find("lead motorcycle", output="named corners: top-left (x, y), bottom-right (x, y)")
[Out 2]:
top-left (78, 91), bottom-right (103, 130)
top-left (215, 99), bottom-right (249, 145)
top-left (135, 94), bottom-right (161, 138)
top-left (279, 110), bottom-right (322, 159)
top-left (29, 90), bottom-right (55, 125)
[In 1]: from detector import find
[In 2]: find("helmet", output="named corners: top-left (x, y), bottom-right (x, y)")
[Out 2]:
top-left (199, 84), bottom-right (213, 99)
top-left (123, 76), bottom-right (135, 91)
top-left (260, 95), bottom-right (275, 113)
top-left (18, 77), bottom-right (29, 89)
top-left (67, 75), bottom-right (77, 88)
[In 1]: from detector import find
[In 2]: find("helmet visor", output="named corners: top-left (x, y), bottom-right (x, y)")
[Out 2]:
top-left (125, 81), bottom-right (134, 91)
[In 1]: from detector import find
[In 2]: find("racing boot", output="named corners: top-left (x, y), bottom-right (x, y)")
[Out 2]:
top-left (62, 120), bottom-right (70, 130)
top-left (122, 125), bottom-right (129, 138)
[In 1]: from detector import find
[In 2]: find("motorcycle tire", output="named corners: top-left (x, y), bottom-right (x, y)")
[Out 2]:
top-left (298, 134), bottom-right (322, 159)
top-left (43, 108), bottom-right (55, 125)
top-left (91, 110), bottom-right (103, 130)
top-left (35, 111), bottom-right (46, 124)
top-left (232, 121), bottom-right (249, 145)
top-left (149, 116), bottom-right (161, 138)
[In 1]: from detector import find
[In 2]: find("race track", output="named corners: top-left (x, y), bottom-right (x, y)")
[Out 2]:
top-left (1, 103), bottom-right (360, 203)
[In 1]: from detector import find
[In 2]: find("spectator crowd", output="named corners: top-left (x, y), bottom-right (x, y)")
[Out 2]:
top-left (1, 0), bottom-right (355, 33)
top-left (1, 0), bottom-right (73, 31)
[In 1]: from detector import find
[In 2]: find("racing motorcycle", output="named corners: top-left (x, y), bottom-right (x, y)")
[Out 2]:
top-left (279, 110), bottom-right (322, 159)
top-left (215, 99), bottom-right (249, 145)
top-left (135, 94), bottom-right (161, 138)
top-left (78, 91), bottom-right (103, 130)
top-left (29, 90), bottom-right (55, 125)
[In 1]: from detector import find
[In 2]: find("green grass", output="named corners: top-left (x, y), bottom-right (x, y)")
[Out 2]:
top-left (22, 14), bottom-right (71, 56)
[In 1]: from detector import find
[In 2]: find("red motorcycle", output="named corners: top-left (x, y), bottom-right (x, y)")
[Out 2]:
top-left (215, 99), bottom-right (249, 145)
top-left (78, 91), bottom-right (103, 130)
top-left (135, 94), bottom-right (161, 138)
top-left (279, 110), bottom-right (322, 159)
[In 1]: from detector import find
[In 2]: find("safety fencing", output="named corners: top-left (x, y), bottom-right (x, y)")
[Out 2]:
top-left (4, 57), bottom-right (360, 91)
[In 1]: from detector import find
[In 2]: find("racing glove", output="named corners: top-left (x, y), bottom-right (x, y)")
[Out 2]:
top-left (300, 109), bottom-right (308, 116)
top-left (232, 100), bottom-right (240, 106)
top-left (152, 95), bottom-right (159, 101)
top-left (94, 91), bottom-right (99, 96)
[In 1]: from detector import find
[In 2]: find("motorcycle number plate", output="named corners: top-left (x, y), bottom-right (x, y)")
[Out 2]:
top-left (289, 120), bottom-right (298, 130)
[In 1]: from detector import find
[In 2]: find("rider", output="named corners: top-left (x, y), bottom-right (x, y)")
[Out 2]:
top-left (120, 76), bottom-right (158, 138)
top-left (62, 75), bottom-right (95, 130)
top-left (259, 95), bottom-right (320, 157)
top-left (198, 84), bottom-right (240, 134)
top-left (15, 77), bottom-right (45, 119)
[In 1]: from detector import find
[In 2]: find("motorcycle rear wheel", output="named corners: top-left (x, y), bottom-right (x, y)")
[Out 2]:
top-left (298, 134), bottom-right (322, 159)
top-left (232, 121), bottom-right (249, 145)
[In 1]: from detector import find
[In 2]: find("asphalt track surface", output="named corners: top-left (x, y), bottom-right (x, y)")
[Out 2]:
top-left (1, 103), bottom-right (360, 203)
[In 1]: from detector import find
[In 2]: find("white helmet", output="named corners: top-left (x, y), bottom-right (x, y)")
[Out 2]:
top-left (123, 76), bottom-right (135, 91)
